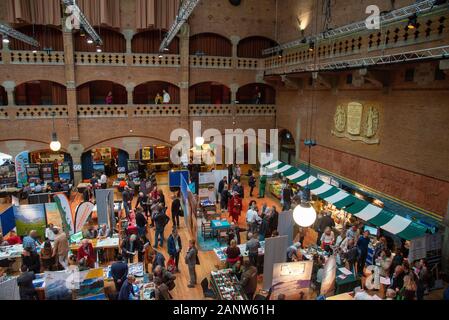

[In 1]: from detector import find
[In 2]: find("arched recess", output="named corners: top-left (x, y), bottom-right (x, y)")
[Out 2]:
top-left (77, 81), bottom-right (127, 104)
top-left (236, 83), bottom-right (276, 104)
top-left (132, 29), bottom-right (179, 54)
top-left (237, 36), bottom-right (278, 58)
top-left (189, 82), bottom-right (231, 104)
top-left (0, 86), bottom-right (7, 106)
top-left (75, 27), bottom-right (126, 52)
top-left (9, 25), bottom-right (63, 51)
top-left (133, 81), bottom-right (180, 104)
top-left (279, 129), bottom-right (296, 165)
top-left (81, 147), bottom-right (129, 179)
top-left (190, 33), bottom-right (232, 57)
top-left (14, 80), bottom-right (67, 105)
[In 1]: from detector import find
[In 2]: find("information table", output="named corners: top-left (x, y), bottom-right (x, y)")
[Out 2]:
top-left (213, 241), bottom-right (265, 262)
top-left (0, 245), bottom-right (24, 261)
top-left (210, 269), bottom-right (247, 300)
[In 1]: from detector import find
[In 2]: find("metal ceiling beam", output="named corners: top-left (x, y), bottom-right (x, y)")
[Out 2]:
top-left (266, 45), bottom-right (449, 75)
top-left (263, 0), bottom-right (448, 55)
top-left (62, 0), bottom-right (103, 45)
top-left (159, 0), bottom-right (201, 53)
top-left (0, 23), bottom-right (39, 47)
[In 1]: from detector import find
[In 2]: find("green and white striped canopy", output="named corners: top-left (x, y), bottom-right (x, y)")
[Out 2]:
top-left (263, 160), bottom-right (427, 240)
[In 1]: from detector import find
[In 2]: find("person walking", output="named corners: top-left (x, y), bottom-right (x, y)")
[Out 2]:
top-left (167, 228), bottom-right (182, 272)
top-left (171, 193), bottom-right (182, 229)
top-left (153, 204), bottom-right (170, 248)
top-left (122, 186), bottom-right (132, 218)
top-left (248, 173), bottom-right (256, 197)
top-left (258, 175), bottom-right (267, 198)
top-left (228, 192), bottom-right (242, 224)
top-left (185, 239), bottom-right (198, 288)
top-left (52, 227), bottom-right (69, 270)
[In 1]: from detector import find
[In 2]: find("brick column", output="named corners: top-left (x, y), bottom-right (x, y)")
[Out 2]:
top-left (67, 143), bottom-right (84, 186)
top-left (179, 23), bottom-right (190, 130)
top-left (63, 27), bottom-right (80, 142)
top-left (230, 83), bottom-right (239, 104)
top-left (1, 39), bottom-right (11, 64)
top-left (122, 29), bottom-right (136, 54)
top-left (125, 82), bottom-right (135, 106)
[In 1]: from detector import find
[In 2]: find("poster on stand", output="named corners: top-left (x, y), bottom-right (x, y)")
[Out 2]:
top-left (15, 151), bottom-right (29, 187)
top-left (53, 193), bottom-right (74, 235)
top-left (13, 204), bottom-right (46, 238)
top-left (272, 261), bottom-right (313, 300)
top-left (44, 202), bottom-right (63, 228)
top-left (95, 189), bottom-right (114, 230)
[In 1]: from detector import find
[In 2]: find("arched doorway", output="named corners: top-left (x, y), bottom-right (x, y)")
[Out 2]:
top-left (133, 81), bottom-right (180, 104)
top-left (279, 130), bottom-right (296, 165)
top-left (81, 147), bottom-right (129, 180)
top-left (190, 33), bottom-right (232, 56)
top-left (15, 81), bottom-right (67, 105)
top-left (9, 25), bottom-right (63, 51)
top-left (237, 36), bottom-right (278, 58)
top-left (132, 29), bottom-right (179, 54)
top-left (189, 82), bottom-right (231, 104)
top-left (237, 83), bottom-right (276, 104)
top-left (77, 81), bottom-right (127, 105)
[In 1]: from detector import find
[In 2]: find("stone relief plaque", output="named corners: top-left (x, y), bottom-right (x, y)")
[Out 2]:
top-left (346, 102), bottom-right (363, 135)
top-left (332, 102), bottom-right (380, 145)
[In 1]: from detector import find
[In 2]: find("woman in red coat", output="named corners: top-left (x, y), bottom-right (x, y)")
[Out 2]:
top-left (228, 192), bottom-right (242, 224)
top-left (77, 239), bottom-right (96, 268)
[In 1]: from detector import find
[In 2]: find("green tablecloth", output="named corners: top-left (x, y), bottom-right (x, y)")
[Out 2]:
top-left (335, 268), bottom-right (360, 294)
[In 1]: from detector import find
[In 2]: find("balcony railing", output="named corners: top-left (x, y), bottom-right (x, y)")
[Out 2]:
top-left (189, 104), bottom-right (234, 116)
top-left (237, 104), bottom-right (276, 116)
top-left (75, 52), bottom-right (126, 65)
top-left (0, 107), bottom-right (8, 119)
top-left (237, 57), bottom-right (263, 70)
top-left (14, 105), bottom-right (69, 119)
top-left (190, 55), bottom-right (233, 69)
top-left (78, 105), bottom-right (128, 118)
top-left (132, 104), bottom-right (181, 117)
top-left (9, 51), bottom-right (65, 65)
top-left (132, 54), bottom-right (181, 67)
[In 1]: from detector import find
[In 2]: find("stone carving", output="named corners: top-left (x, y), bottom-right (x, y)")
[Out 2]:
top-left (332, 102), bottom-right (380, 145)
top-left (334, 105), bottom-right (346, 133)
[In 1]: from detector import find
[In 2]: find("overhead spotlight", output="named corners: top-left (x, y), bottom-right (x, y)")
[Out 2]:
top-left (278, 50), bottom-right (283, 58)
top-left (406, 14), bottom-right (418, 30)
top-left (158, 53), bottom-right (164, 58)
top-left (308, 41), bottom-right (315, 52)
top-left (80, 29), bottom-right (86, 37)
top-left (163, 48), bottom-right (169, 52)
top-left (87, 38), bottom-right (93, 44)
top-left (2, 36), bottom-right (10, 44)
top-left (96, 45), bottom-right (102, 53)
top-left (32, 49), bottom-right (37, 53)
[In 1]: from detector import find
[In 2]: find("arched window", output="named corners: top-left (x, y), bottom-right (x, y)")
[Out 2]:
top-left (134, 81), bottom-right (180, 104)
top-left (77, 81), bottom-right (127, 105)
top-left (9, 25), bottom-right (63, 51)
top-left (237, 83), bottom-right (275, 104)
top-left (189, 82), bottom-right (231, 104)
top-left (14, 81), bottom-right (67, 105)
top-left (75, 28), bottom-right (126, 52)
top-left (132, 29), bottom-right (179, 54)
top-left (0, 86), bottom-right (7, 106)
top-left (237, 36), bottom-right (277, 58)
top-left (190, 33), bottom-right (232, 57)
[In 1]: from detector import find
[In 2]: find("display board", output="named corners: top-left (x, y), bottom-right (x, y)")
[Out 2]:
top-left (408, 233), bottom-right (442, 266)
top-left (74, 202), bottom-right (95, 233)
top-left (263, 235), bottom-right (289, 290)
top-left (212, 169), bottom-right (228, 190)
top-left (271, 260), bottom-right (313, 300)
top-left (73, 268), bottom-right (105, 300)
top-left (13, 204), bottom-right (47, 238)
top-left (53, 193), bottom-right (74, 235)
top-left (277, 211), bottom-right (294, 246)
top-left (44, 202), bottom-right (63, 228)
top-left (199, 172), bottom-right (215, 185)
top-left (44, 270), bottom-right (72, 300)
top-left (95, 189), bottom-right (115, 230)
top-left (169, 170), bottom-right (189, 188)
top-left (0, 277), bottom-right (20, 300)
top-left (0, 206), bottom-right (15, 235)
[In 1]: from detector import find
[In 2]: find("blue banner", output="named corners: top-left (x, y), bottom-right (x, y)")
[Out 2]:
top-left (0, 206), bottom-right (16, 235)
top-left (15, 150), bottom-right (29, 187)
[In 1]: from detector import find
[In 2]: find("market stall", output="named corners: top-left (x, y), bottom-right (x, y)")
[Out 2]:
top-left (210, 269), bottom-right (247, 300)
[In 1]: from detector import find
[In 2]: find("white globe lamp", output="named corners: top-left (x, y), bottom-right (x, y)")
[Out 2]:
top-left (50, 132), bottom-right (61, 152)
top-left (293, 202), bottom-right (317, 227)
top-left (195, 136), bottom-right (205, 147)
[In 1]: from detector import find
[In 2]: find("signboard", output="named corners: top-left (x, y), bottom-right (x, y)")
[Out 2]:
top-left (74, 202), bottom-right (95, 233)
top-left (13, 204), bottom-right (47, 238)
top-left (272, 260), bottom-right (313, 300)
top-left (45, 202), bottom-right (63, 228)
top-left (53, 193), bottom-right (74, 235)
top-left (15, 151), bottom-right (29, 187)
top-left (169, 170), bottom-right (189, 188)
top-left (73, 164), bottom-right (82, 172)
top-left (199, 172), bottom-right (215, 185)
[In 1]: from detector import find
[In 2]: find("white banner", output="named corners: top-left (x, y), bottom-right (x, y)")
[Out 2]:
top-left (74, 202), bottom-right (95, 233)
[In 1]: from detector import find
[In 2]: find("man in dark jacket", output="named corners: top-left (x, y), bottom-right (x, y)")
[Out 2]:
top-left (110, 255), bottom-right (128, 292)
top-left (248, 174), bottom-right (256, 197)
top-left (121, 234), bottom-right (144, 263)
top-left (240, 260), bottom-right (258, 300)
top-left (171, 194), bottom-right (182, 229)
top-left (17, 265), bottom-right (37, 300)
top-left (135, 192), bottom-right (149, 217)
top-left (149, 249), bottom-right (166, 273)
top-left (153, 204), bottom-right (170, 248)
top-left (21, 247), bottom-right (40, 274)
top-left (122, 187), bottom-right (132, 217)
top-left (282, 184), bottom-right (293, 211)
top-left (356, 230), bottom-right (371, 275)
top-left (218, 176), bottom-right (227, 195)
top-left (135, 208), bottom-right (148, 238)
top-left (118, 275), bottom-right (136, 300)
top-left (167, 228), bottom-right (182, 272)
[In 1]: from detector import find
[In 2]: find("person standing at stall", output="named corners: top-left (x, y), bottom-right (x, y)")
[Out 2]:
top-left (220, 185), bottom-right (230, 212)
top-left (228, 192), bottom-right (242, 224)
top-left (122, 186), bottom-right (132, 218)
top-left (185, 239), bottom-right (198, 288)
top-left (99, 172), bottom-right (108, 189)
top-left (135, 192), bottom-right (149, 218)
top-left (171, 193), bottom-right (182, 229)
top-left (248, 173), bottom-right (256, 197)
top-left (111, 255), bottom-right (128, 292)
top-left (240, 260), bottom-right (258, 300)
top-left (167, 228), bottom-right (182, 273)
top-left (356, 230), bottom-right (371, 275)
top-left (52, 227), bottom-right (69, 270)
top-left (258, 175), bottom-right (267, 198)
top-left (77, 239), bottom-right (96, 268)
